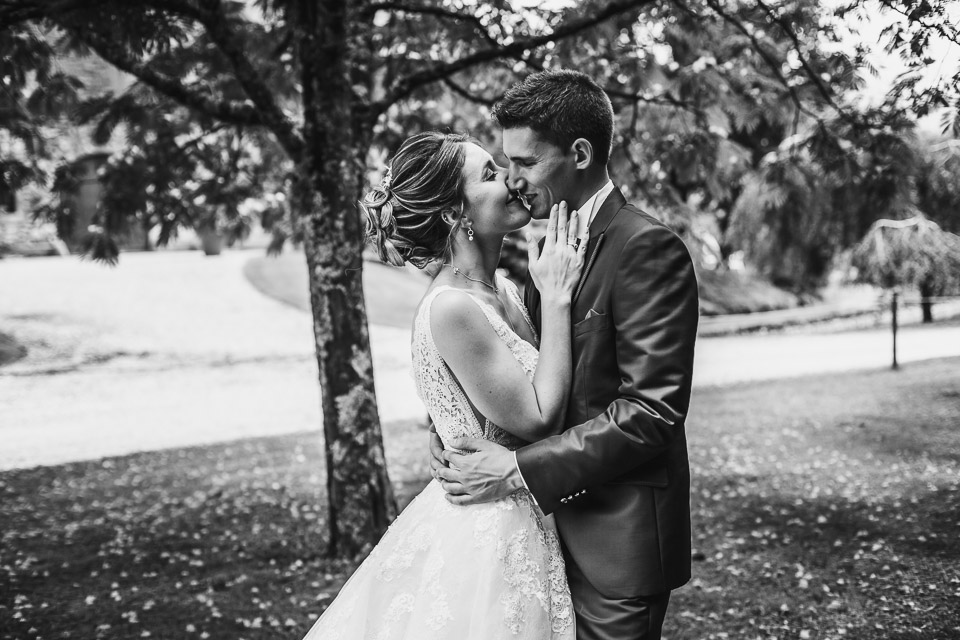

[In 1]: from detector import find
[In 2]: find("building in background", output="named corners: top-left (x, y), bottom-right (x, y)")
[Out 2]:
top-left (1, 52), bottom-right (131, 257)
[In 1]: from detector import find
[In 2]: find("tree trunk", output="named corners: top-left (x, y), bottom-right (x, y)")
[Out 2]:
top-left (920, 282), bottom-right (934, 323)
top-left (295, 0), bottom-right (397, 558)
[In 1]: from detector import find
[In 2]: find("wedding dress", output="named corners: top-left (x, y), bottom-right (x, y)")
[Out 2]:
top-left (302, 277), bottom-right (574, 640)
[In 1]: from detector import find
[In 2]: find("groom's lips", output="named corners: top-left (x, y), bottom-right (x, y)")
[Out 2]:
top-left (508, 190), bottom-right (532, 211)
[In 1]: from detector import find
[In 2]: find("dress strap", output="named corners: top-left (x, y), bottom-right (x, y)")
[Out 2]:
top-left (426, 285), bottom-right (513, 343)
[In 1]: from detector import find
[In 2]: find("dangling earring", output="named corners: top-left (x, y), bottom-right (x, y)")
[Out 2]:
top-left (467, 227), bottom-right (474, 242)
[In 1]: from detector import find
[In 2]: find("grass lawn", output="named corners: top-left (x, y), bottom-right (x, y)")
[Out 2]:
top-left (2, 359), bottom-right (958, 640)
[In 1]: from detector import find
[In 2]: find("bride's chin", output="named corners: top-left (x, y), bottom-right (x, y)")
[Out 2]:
top-left (506, 200), bottom-right (531, 219)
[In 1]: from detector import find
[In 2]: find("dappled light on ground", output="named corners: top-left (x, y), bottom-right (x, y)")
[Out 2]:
top-left (2, 360), bottom-right (958, 639)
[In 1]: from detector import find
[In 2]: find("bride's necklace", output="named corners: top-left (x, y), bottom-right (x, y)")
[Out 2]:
top-left (441, 263), bottom-right (499, 294)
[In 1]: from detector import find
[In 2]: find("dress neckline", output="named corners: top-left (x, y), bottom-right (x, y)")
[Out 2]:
top-left (424, 275), bottom-right (538, 350)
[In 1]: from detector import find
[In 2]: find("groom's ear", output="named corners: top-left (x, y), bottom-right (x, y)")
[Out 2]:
top-left (571, 138), bottom-right (594, 170)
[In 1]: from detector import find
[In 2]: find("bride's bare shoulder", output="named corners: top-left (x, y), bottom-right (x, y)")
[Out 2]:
top-left (426, 289), bottom-right (498, 354)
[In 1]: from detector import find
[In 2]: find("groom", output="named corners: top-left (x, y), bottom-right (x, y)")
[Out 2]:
top-left (431, 69), bottom-right (699, 640)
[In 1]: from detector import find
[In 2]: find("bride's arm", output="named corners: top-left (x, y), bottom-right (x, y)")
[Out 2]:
top-left (431, 203), bottom-right (585, 442)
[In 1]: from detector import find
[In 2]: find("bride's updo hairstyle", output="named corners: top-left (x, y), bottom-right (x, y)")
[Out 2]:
top-left (361, 131), bottom-right (475, 268)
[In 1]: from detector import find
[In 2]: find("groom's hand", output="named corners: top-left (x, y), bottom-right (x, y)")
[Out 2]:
top-left (438, 437), bottom-right (524, 506)
top-left (427, 424), bottom-right (448, 478)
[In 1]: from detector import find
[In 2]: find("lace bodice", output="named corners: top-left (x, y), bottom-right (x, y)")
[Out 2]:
top-left (412, 276), bottom-right (539, 451)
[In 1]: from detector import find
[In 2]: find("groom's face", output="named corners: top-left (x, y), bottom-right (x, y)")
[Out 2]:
top-left (502, 127), bottom-right (578, 220)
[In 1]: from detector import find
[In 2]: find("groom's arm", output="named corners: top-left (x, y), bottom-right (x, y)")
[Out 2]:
top-left (515, 224), bottom-right (699, 515)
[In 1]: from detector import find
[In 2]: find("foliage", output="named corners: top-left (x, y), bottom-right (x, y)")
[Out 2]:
top-left (730, 113), bottom-right (923, 291)
top-left (0, 25), bottom-right (82, 203)
top-left (2, 359), bottom-right (958, 639)
top-left (916, 138), bottom-right (960, 234)
top-left (851, 214), bottom-right (960, 295)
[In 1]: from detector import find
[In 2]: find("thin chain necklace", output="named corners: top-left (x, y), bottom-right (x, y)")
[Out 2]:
top-left (441, 263), bottom-right (499, 294)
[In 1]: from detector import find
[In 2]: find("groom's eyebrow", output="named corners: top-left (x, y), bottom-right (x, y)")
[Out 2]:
top-left (506, 152), bottom-right (536, 163)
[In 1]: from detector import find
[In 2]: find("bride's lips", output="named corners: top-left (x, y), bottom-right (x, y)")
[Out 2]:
top-left (508, 190), bottom-right (533, 211)
top-left (507, 190), bottom-right (532, 211)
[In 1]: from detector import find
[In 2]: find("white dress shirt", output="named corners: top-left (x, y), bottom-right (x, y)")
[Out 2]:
top-left (574, 179), bottom-right (615, 240)
top-left (514, 179), bottom-right (615, 499)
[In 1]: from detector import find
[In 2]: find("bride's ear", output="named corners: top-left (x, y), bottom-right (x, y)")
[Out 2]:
top-left (440, 206), bottom-right (461, 227)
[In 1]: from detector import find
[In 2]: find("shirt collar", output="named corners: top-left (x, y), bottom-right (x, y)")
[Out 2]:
top-left (576, 179), bottom-right (615, 239)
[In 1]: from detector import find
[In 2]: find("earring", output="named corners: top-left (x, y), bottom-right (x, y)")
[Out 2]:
top-left (467, 227), bottom-right (474, 242)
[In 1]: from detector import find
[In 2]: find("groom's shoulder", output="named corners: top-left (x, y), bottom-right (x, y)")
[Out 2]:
top-left (613, 200), bottom-right (678, 238)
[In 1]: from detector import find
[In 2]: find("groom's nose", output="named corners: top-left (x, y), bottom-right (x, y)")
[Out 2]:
top-left (506, 170), bottom-right (525, 191)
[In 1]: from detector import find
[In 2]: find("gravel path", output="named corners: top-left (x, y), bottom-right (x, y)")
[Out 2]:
top-left (2, 249), bottom-right (959, 470)
top-left (0, 250), bottom-right (418, 470)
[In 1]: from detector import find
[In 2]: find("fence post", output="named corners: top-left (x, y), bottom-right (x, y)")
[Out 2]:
top-left (891, 290), bottom-right (899, 370)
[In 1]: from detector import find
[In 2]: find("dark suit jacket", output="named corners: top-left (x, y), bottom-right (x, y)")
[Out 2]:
top-left (517, 187), bottom-right (699, 599)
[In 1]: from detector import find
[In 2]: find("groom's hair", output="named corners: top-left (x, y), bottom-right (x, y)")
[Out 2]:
top-left (492, 69), bottom-right (614, 166)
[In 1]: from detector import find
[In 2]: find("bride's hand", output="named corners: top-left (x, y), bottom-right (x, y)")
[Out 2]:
top-left (527, 201), bottom-right (588, 305)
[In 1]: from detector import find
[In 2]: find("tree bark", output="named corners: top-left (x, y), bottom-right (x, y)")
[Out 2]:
top-left (296, 0), bottom-right (397, 558)
top-left (920, 281), bottom-right (934, 323)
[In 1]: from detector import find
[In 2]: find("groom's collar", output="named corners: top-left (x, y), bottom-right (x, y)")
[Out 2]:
top-left (588, 186), bottom-right (626, 239)
top-left (575, 180), bottom-right (615, 238)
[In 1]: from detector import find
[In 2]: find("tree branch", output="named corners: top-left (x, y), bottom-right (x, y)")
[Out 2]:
top-left (753, 0), bottom-right (861, 127)
top-left (700, 0), bottom-right (811, 120)
top-left (605, 86), bottom-right (707, 120)
top-left (376, 0), bottom-right (655, 113)
top-left (3, 0), bottom-right (304, 160)
top-left (79, 33), bottom-right (265, 129)
top-left (195, 0), bottom-right (304, 160)
top-left (875, 0), bottom-right (960, 47)
top-left (366, 2), bottom-right (499, 47)
top-left (441, 78), bottom-right (501, 106)
top-left (0, 0), bottom-right (103, 25)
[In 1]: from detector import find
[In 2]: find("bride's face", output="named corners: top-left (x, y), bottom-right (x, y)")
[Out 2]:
top-left (458, 143), bottom-right (531, 237)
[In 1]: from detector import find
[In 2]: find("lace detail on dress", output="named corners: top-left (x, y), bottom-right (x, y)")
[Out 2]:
top-left (412, 278), bottom-right (539, 452)
top-left (496, 492), bottom-right (574, 635)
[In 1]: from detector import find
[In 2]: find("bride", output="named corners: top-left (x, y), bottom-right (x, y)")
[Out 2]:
top-left (302, 131), bottom-right (587, 640)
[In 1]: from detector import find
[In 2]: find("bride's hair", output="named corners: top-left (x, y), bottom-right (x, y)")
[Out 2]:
top-left (361, 131), bottom-right (476, 268)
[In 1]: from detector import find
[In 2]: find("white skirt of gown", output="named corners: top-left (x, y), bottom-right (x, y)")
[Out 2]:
top-left (302, 480), bottom-right (574, 640)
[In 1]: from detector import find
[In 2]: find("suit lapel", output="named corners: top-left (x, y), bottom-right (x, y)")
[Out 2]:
top-left (572, 188), bottom-right (626, 304)
top-left (573, 234), bottom-right (603, 303)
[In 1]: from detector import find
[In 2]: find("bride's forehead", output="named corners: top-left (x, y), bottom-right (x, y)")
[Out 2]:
top-left (460, 143), bottom-right (492, 174)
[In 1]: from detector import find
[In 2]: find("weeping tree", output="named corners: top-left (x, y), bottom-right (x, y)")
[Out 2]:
top-left (729, 111), bottom-right (924, 291)
top-left (3, 0), bottom-right (959, 556)
top-left (916, 137), bottom-right (960, 235)
top-left (851, 214), bottom-right (960, 322)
